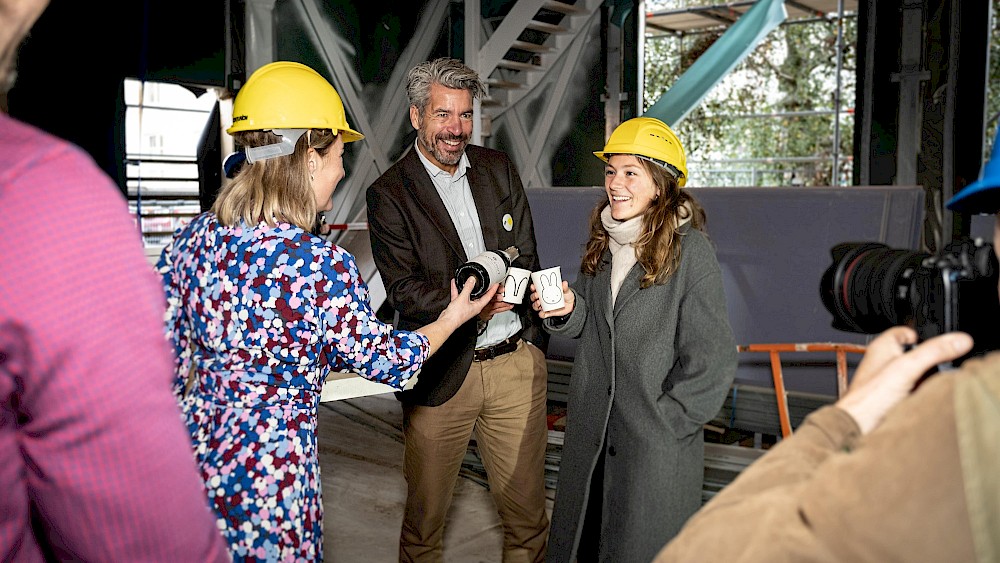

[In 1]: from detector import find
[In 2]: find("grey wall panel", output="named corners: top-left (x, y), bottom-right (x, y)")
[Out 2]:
top-left (527, 185), bottom-right (925, 395)
top-left (970, 214), bottom-right (995, 242)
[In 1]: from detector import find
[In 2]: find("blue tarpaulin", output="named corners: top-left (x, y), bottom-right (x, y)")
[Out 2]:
top-left (644, 0), bottom-right (788, 127)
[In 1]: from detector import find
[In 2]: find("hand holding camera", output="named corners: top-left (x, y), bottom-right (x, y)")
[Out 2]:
top-left (835, 327), bottom-right (973, 434)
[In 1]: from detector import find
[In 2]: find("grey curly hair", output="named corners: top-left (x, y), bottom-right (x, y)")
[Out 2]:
top-left (405, 57), bottom-right (487, 113)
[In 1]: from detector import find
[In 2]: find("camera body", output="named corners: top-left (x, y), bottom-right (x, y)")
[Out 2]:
top-left (821, 237), bottom-right (1000, 367)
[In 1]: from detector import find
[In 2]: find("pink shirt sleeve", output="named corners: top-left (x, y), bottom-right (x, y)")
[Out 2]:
top-left (0, 121), bottom-right (230, 562)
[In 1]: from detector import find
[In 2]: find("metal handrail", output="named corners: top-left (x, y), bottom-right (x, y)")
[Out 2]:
top-left (737, 342), bottom-right (866, 438)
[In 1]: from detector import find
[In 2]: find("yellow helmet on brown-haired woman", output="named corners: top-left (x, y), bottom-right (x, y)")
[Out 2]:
top-left (594, 117), bottom-right (687, 187)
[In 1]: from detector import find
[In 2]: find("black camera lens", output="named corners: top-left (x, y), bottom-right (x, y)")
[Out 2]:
top-left (820, 242), bottom-right (928, 334)
top-left (821, 238), bottom-right (1000, 373)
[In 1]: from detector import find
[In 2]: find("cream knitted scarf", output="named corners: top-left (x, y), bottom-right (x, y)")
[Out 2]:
top-left (602, 206), bottom-right (643, 305)
top-left (601, 203), bottom-right (692, 305)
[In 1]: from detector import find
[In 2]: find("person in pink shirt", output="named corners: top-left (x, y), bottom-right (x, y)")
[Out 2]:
top-left (0, 1), bottom-right (230, 560)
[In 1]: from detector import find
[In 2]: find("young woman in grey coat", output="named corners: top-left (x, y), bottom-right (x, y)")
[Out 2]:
top-left (530, 117), bottom-right (738, 563)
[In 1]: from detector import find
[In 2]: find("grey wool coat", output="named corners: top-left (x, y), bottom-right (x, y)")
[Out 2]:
top-left (545, 225), bottom-right (737, 563)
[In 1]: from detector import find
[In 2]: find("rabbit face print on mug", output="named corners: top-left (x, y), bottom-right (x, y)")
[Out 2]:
top-left (530, 266), bottom-right (566, 311)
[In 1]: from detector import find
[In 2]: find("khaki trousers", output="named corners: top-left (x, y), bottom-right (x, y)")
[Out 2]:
top-left (399, 340), bottom-right (550, 563)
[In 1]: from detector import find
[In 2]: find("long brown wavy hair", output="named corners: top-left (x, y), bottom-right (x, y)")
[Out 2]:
top-left (213, 129), bottom-right (337, 231)
top-left (580, 157), bottom-right (707, 288)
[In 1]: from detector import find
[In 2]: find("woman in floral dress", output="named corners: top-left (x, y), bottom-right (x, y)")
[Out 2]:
top-left (157, 61), bottom-right (495, 562)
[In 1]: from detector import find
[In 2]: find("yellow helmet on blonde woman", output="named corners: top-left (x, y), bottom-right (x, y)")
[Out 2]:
top-left (227, 61), bottom-right (363, 162)
top-left (594, 117), bottom-right (687, 187)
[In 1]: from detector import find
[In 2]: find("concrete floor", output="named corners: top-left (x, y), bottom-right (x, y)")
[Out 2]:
top-left (318, 394), bottom-right (555, 562)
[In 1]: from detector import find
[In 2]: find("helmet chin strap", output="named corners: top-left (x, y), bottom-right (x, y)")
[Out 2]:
top-left (244, 128), bottom-right (308, 163)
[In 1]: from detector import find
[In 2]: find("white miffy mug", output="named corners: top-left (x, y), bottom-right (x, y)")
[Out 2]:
top-left (530, 266), bottom-right (566, 312)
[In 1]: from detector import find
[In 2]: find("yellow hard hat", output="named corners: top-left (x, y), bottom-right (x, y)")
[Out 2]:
top-left (594, 117), bottom-right (687, 187)
top-left (227, 61), bottom-right (363, 143)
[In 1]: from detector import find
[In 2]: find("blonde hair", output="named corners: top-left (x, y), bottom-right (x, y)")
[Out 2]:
top-left (581, 158), bottom-right (707, 288)
top-left (213, 129), bottom-right (337, 231)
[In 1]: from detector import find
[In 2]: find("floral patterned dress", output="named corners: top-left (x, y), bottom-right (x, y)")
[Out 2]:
top-left (157, 213), bottom-right (429, 562)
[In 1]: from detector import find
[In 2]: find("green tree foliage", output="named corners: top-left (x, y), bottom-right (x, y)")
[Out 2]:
top-left (645, 2), bottom-right (856, 187)
top-left (986, 1), bottom-right (1000, 159)
top-left (645, 1), bottom-right (999, 188)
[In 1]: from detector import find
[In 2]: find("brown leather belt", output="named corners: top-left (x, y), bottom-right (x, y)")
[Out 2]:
top-left (473, 335), bottom-right (520, 362)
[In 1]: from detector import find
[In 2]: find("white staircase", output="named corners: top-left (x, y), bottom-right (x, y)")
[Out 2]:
top-left (470, 0), bottom-right (604, 137)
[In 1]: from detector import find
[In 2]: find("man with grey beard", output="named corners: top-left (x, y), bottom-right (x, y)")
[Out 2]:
top-left (367, 57), bottom-right (550, 562)
top-left (0, 1), bottom-right (228, 559)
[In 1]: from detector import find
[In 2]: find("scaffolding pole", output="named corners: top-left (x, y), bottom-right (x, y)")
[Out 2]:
top-left (832, 0), bottom-right (846, 185)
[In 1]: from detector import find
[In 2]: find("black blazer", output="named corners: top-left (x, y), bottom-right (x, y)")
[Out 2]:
top-left (366, 144), bottom-right (548, 406)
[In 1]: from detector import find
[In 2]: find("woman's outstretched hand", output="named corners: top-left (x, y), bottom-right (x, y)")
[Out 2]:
top-left (438, 277), bottom-right (499, 330)
top-left (417, 278), bottom-right (499, 360)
